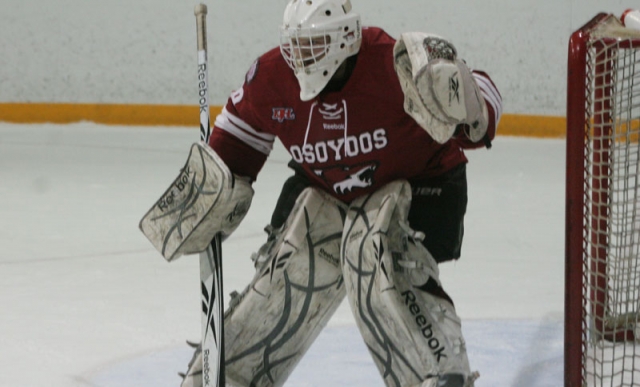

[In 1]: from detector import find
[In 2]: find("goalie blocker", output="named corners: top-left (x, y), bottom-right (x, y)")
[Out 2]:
top-left (139, 142), bottom-right (254, 261)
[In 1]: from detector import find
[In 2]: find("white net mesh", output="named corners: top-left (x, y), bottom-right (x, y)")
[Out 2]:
top-left (582, 14), bottom-right (640, 386)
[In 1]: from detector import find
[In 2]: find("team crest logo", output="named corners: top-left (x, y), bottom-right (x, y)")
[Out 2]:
top-left (313, 161), bottom-right (378, 195)
top-left (272, 107), bottom-right (295, 123)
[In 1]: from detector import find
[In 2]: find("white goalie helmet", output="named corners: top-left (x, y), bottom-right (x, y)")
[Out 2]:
top-left (280, 0), bottom-right (362, 101)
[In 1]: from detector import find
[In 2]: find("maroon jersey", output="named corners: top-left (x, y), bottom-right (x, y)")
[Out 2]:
top-left (209, 27), bottom-right (502, 203)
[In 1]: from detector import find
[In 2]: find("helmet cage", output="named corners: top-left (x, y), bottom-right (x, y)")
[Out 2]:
top-left (279, 0), bottom-right (361, 100)
top-left (281, 27), bottom-right (343, 76)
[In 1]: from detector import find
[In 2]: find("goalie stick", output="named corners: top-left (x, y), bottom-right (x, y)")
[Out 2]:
top-left (195, 4), bottom-right (225, 386)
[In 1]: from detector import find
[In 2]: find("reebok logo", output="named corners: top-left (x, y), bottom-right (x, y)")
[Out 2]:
top-left (319, 103), bottom-right (343, 120)
top-left (157, 166), bottom-right (192, 212)
top-left (449, 73), bottom-right (460, 105)
top-left (320, 103), bottom-right (345, 130)
top-left (226, 201), bottom-right (250, 224)
top-left (402, 290), bottom-right (447, 362)
top-left (198, 64), bottom-right (208, 112)
top-left (323, 123), bottom-right (345, 130)
top-left (203, 349), bottom-right (211, 385)
top-left (319, 247), bottom-right (340, 267)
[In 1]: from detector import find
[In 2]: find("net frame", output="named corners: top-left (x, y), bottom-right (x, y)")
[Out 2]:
top-left (566, 12), bottom-right (640, 387)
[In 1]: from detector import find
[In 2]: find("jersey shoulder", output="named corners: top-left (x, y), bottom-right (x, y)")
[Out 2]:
top-left (362, 26), bottom-right (396, 41)
top-left (361, 26), bottom-right (397, 52)
top-left (239, 46), bottom-right (298, 103)
top-left (354, 27), bottom-right (404, 97)
top-left (358, 27), bottom-right (398, 73)
top-left (248, 47), bottom-right (293, 85)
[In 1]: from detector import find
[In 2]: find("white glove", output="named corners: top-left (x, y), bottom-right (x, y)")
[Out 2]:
top-left (394, 32), bottom-right (488, 143)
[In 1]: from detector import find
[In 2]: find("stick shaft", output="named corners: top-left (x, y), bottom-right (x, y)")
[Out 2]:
top-left (200, 237), bottom-right (224, 386)
top-left (195, 3), bottom-right (211, 143)
top-left (195, 4), bottom-right (208, 53)
top-left (194, 4), bottom-right (224, 386)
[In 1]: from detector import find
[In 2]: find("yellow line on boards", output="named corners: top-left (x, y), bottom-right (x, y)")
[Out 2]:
top-left (0, 103), bottom-right (223, 127)
top-left (0, 102), bottom-right (565, 138)
top-left (496, 114), bottom-right (566, 138)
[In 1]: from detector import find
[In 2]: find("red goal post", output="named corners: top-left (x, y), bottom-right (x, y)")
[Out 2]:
top-left (566, 10), bottom-right (640, 387)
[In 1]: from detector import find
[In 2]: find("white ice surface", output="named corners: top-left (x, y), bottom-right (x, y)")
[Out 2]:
top-left (0, 123), bottom-right (565, 387)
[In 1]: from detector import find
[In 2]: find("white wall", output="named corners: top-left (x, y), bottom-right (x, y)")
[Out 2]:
top-left (1, 0), bottom-right (636, 115)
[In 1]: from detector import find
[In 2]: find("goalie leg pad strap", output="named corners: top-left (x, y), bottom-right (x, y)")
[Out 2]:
top-left (179, 341), bottom-right (203, 387)
top-left (223, 187), bottom-right (348, 387)
top-left (342, 180), bottom-right (471, 386)
top-left (139, 142), bottom-right (254, 261)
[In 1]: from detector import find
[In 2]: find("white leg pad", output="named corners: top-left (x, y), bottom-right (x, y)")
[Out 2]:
top-left (223, 187), bottom-right (348, 387)
top-left (342, 180), bottom-right (471, 386)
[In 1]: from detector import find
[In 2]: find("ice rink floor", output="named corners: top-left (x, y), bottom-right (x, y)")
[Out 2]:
top-left (0, 123), bottom-right (565, 386)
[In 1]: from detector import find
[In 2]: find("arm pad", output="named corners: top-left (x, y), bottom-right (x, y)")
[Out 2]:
top-left (139, 142), bottom-right (254, 261)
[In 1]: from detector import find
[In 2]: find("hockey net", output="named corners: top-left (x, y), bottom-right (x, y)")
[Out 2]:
top-left (566, 12), bottom-right (640, 387)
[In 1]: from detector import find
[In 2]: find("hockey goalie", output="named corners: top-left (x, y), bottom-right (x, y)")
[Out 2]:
top-left (140, 0), bottom-right (502, 386)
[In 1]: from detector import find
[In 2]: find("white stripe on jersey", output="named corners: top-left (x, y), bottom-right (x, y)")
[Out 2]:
top-left (214, 107), bottom-right (275, 155)
top-left (473, 73), bottom-right (503, 127)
